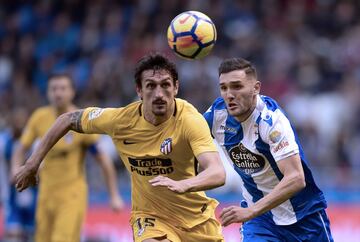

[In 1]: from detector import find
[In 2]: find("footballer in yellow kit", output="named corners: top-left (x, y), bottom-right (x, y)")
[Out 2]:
top-left (20, 106), bottom-right (98, 242)
top-left (81, 98), bottom-right (223, 241)
top-left (13, 74), bottom-right (123, 242)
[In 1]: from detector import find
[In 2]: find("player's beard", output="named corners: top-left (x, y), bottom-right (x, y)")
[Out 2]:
top-left (152, 99), bottom-right (168, 116)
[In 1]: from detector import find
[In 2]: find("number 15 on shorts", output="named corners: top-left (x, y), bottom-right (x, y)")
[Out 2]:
top-left (135, 217), bottom-right (156, 236)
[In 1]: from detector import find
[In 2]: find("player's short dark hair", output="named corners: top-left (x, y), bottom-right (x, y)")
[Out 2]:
top-left (47, 73), bottom-right (75, 90)
top-left (218, 58), bottom-right (257, 80)
top-left (134, 53), bottom-right (178, 87)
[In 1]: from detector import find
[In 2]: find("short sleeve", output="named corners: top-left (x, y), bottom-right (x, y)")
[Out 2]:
top-left (260, 110), bottom-right (299, 161)
top-left (81, 107), bottom-right (118, 135)
top-left (20, 111), bottom-right (39, 148)
top-left (184, 113), bottom-right (217, 157)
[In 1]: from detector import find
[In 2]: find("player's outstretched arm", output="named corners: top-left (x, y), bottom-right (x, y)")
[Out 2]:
top-left (149, 151), bottom-right (226, 193)
top-left (186, 151), bottom-right (226, 192)
top-left (220, 154), bottom-right (305, 226)
top-left (15, 110), bottom-right (85, 191)
top-left (94, 150), bottom-right (124, 212)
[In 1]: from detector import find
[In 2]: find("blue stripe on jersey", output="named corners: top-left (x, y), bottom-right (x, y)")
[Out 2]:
top-left (259, 95), bottom-right (278, 111)
top-left (224, 115), bottom-right (243, 148)
top-left (233, 165), bottom-right (265, 203)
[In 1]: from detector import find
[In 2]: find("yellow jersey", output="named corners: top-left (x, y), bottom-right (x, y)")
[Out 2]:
top-left (81, 98), bottom-right (219, 229)
top-left (20, 106), bottom-right (99, 192)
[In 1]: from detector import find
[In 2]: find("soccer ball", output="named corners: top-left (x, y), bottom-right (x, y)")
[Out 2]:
top-left (167, 11), bottom-right (217, 60)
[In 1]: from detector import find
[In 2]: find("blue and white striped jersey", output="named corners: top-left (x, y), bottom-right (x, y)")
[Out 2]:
top-left (204, 95), bottom-right (327, 225)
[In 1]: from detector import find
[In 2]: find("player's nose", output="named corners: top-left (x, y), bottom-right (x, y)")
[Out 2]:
top-left (225, 90), bottom-right (235, 100)
top-left (154, 86), bottom-right (164, 98)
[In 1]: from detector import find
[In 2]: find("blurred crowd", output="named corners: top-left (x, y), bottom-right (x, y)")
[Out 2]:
top-left (1, 0), bottom-right (360, 196)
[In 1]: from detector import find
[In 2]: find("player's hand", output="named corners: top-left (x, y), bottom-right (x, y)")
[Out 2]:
top-left (149, 175), bottom-right (189, 194)
top-left (220, 206), bottom-right (255, 226)
top-left (10, 164), bottom-right (22, 184)
top-left (110, 195), bottom-right (125, 212)
top-left (14, 163), bottom-right (38, 192)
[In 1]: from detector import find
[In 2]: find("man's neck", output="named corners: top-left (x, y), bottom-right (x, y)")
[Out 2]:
top-left (234, 105), bottom-right (256, 123)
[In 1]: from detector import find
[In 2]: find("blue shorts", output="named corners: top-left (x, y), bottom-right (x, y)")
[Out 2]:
top-left (241, 209), bottom-right (333, 242)
top-left (4, 186), bottom-right (37, 233)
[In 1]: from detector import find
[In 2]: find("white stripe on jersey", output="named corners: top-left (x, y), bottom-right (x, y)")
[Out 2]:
top-left (212, 109), bottom-right (227, 145)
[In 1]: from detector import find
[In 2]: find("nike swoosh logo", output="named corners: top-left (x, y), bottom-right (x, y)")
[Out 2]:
top-left (179, 15), bottom-right (191, 24)
top-left (123, 140), bottom-right (136, 145)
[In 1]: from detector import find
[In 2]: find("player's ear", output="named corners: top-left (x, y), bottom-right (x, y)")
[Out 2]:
top-left (174, 80), bottom-right (179, 96)
top-left (254, 81), bottom-right (261, 95)
top-left (136, 84), bottom-right (143, 100)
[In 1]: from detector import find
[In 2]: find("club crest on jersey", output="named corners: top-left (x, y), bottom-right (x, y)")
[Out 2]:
top-left (88, 108), bottom-right (104, 120)
top-left (160, 138), bottom-right (172, 155)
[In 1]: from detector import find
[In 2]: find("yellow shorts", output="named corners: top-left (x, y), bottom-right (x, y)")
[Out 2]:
top-left (35, 181), bottom-right (87, 242)
top-left (131, 213), bottom-right (224, 242)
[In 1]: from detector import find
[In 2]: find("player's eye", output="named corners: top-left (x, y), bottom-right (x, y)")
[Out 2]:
top-left (220, 85), bottom-right (227, 92)
top-left (161, 82), bottom-right (171, 88)
top-left (232, 84), bottom-right (242, 90)
top-left (146, 83), bottom-right (156, 89)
